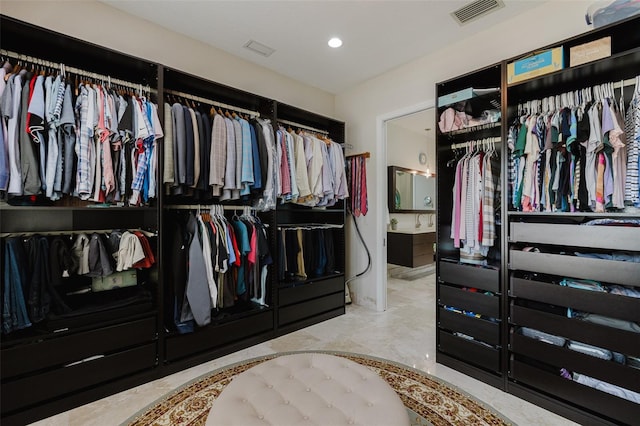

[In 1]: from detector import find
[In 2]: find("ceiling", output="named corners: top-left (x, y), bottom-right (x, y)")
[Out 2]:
top-left (102, 0), bottom-right (544, 94)
top-left (388, 108), bottom-right (435, 135)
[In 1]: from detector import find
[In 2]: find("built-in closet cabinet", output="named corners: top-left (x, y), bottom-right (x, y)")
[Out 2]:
top-left (437, 15), bottom-right (640, 426)
top-left (0, 17), bottom-right (161, 424)
top-left (435, 64), bottom-right (505, 388)
top-left (0, 15), bottom-right (346, 425)
top-left (159, 67), bottom-right (277, 370)
top-left (504, 16), bottom-right (640, 426)
top-left (273, 103), bottom-right (346, 333)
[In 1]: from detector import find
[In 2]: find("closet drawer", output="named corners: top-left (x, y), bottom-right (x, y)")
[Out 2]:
top-left (1, 343), bottom-right (156, 414)
top-left (510, 360), bottom-right (639, 426)
top-left (511, 332), bottom-right (640, 393)
top-left (510, 222), bottom-right (640, 251)
top-left (509, 250), bottom-right (640, 287)
top-left (1, 315), bottom-right (156, 380)
top-left (278, 276), bottom-right (344, 306)
top-left (165, 310), bottom-right (273, 362)
top-left (439, 285), bottom-right (499, 318)
top-left (438, 331), bottom-right (500, 372)
top-left (439, 308), bottom-right (499, 345)
top-left (510, 305), bottom-right (640, 357)
top-left (278, 293), bottom-right (344, 327)
top-left (439, 262), bottom-right (499, 293)
top-left (511, 277), bottom-right (640, 323)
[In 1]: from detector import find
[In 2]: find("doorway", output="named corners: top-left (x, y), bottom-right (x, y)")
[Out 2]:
top-left (376, 102), bottom-right (436, 309)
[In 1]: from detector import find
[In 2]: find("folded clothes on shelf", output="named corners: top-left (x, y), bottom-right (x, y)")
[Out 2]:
top-left (568, 309), bottom-right (640, 333)
top-left (574, 251), bottom-right (640, 263)
top-left (608, 285), bottom-right (640, 298)
top-left (582, 218), bottom-right (640, 227)
top-left (560, 278), bottom-right (606, 292)
top-left (567, 341), bottom-right (611, 360)
top-left (443, 305), bottom-right (480, 319)
top-left (453, 332), bottom-right (493, 348)
top-left (572, 372), bottom-right (640, 404)
top-left (520, 327), bottom-right (566, 346)
top-left (628, 357), bottom-right (640, 370)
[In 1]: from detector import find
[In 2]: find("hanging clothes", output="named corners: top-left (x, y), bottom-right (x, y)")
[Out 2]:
top-left (509, 79), bottom-right (639, 212)
top-left (625, 78), bottom-right (640, 207)
top-left (163, 100), bottom-right (272, 206)
top-left (450, 141), bottom-right (500, 265)
top-left (164, 207), bottom-right (272, 334)
top-left (347, 155), bottom-right (367, 216)
top-left (277, 226), bottom-right (338, 281)
top-left (1, 229), bottom-right (155, 334)
top-left (272, 127), bottom-right (348, 208)
top-left (0, 59), bottom-right (162, 205)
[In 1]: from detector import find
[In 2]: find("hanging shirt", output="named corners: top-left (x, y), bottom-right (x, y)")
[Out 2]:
top-left (209, 113), bottom-right (227, 196)
top-left (163, 103), bottom-right (174, 185)
top-left (188, 108), bottom-right (200, 189)
top-left (293, 132), bottom-right (311, 200)
top-left (232, 118), bottom-right (243, 200)
top-left (221, 116), bottom-right (237, 201)
top-left (238, 117), bottom-right (254, 196)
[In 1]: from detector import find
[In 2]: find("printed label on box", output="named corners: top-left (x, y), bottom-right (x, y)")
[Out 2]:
top-left (570, 36), bottom-right (611, 67)
top-left (508, 47), bottom-right (564, 84)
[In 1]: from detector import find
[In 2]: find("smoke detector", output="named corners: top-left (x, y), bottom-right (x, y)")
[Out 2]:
top-left (243, 40), bottom-right (276, 57)
top-left (451, 0), bottom-right (505, 25)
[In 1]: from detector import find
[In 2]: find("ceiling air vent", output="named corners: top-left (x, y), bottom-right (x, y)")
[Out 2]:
top-left (243, 40), bottom-right (276, 58)
top-left (451, 0), bottom-right (505, 25)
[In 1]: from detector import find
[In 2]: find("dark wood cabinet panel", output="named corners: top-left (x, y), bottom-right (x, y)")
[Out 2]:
top-left (388, 231), bottom-right (435, 267)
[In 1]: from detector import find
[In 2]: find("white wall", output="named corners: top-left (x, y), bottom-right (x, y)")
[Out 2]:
top-left (337, 1), bottom-right (593, 310)
top-left (1, 0), bottom-right (335, 118)
top-left (386, 123), bottom-right (433, 173)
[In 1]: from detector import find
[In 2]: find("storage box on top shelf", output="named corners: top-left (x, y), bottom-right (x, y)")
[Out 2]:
top-left (507, 47), bottom-right (564, 84)
top-left (569, 36), bottom-right (611, 66)
top-left (437, 87), bottom-right (499, 108)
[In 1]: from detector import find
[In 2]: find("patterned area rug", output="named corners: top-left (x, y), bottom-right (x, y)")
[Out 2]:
top-left (126, 351), bottom-right (514, 426)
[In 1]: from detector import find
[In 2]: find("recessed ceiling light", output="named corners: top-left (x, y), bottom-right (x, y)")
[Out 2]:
top-left (328, 37), bottom-right (343, 48)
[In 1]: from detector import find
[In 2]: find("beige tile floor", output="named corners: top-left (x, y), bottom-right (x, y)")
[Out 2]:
top-left (31, 275), bottom-right (579, 426)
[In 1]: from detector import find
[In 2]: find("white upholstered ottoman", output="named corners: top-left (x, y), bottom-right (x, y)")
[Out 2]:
top-left (205, 353), bottom-right (410, 426)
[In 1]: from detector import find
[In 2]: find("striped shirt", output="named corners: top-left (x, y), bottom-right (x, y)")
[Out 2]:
top-left (625, 92), bottom-right (639, 205)
top-left (74, 84), bottom-right (93, 199)
top-left (209, 114), bottom-right (227, 195)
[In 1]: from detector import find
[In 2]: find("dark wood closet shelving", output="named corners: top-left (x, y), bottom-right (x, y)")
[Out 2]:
top-left (0, 14), bottom-right (346, 425)
top-left (435, 61), bottom-right (505, 388)
top-left (437, 14), bottom-right (640, 426)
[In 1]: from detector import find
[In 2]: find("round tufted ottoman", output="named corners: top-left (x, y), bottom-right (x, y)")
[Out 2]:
top-left (205, 353), bottom-right (410, 426)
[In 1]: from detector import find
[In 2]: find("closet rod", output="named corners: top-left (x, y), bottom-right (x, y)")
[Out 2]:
top-left (345, 151), bottom-right (370, 159)
top-left (278, 119), bottom-right (329, 135)
top-left (164, 204), bottom-right (257, 211)
top-left (164, 89), bottom-right (260, 117)
top-left (277, 223), bottom-right (344, 230)
top-left (0, 48), bottom-right (154, 94)
top-left (0, 228), bottom-right (156, 238)
top-left (616, 77), bottom-right (636, 89)
top-left (450, 137), bottom-right (501, 150)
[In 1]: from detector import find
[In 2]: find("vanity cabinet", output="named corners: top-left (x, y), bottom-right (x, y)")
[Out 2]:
top-left (387, 231), bottom-right (435, 268)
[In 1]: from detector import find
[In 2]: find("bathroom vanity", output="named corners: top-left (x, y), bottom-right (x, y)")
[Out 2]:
top-left (387, 229), bottom-right (436, 268)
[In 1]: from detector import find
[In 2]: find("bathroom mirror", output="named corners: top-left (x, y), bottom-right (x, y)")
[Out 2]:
top-left (388, 165), bottom-right (436, 213)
